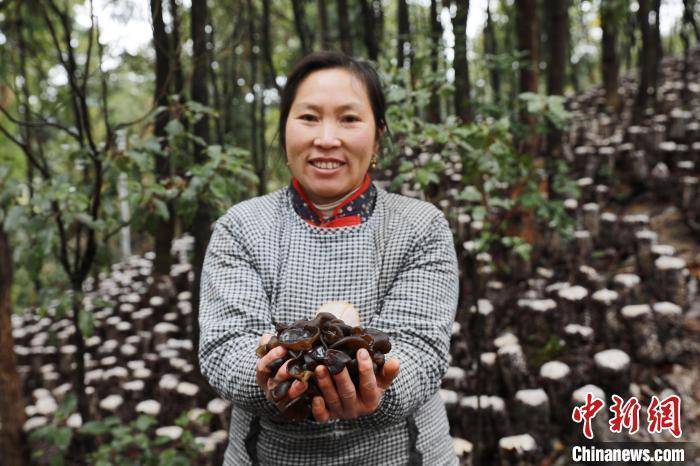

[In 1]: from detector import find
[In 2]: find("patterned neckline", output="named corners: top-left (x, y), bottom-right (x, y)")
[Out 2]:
top-left (289, 173), bottom-right (377, 228)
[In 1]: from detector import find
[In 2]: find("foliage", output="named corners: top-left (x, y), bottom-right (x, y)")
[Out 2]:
top-left (79, 410), bottom-right (210, 466)
top-left (382, 78), bottom-right (577, 272)
top-left (28, 394), bottom-right (78, 465)
top-left (25, 377), bottom-right (209, 466)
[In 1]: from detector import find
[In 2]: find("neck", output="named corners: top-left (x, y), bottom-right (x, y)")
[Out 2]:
top-left (308, 179), bottom-right (365, 206)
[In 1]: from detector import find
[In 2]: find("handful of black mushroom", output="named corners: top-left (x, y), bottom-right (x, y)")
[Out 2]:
top-left (255, 303), bottom-right (391, 421)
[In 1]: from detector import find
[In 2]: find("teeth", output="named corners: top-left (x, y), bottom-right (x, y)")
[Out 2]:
top-left (311, 161), bottom-right (342, 169)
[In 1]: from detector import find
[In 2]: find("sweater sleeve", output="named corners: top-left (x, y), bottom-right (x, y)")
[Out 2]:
top-left (198, 215), bottom-right (280, 418)
top-left (357, 211), bottom-right (459, 428)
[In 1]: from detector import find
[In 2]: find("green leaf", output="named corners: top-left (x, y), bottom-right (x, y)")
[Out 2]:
top-left (134, 415), bottom-right (156, 432)
top-left (53, 427), bottom-right (73, 450)
top-left (78, 309), bottom-right (94, 339)
top-left (152, 199), bottom-right (170, 221)
top-left (457, 186), bottom-right (481, 202)
top-left (81, 420), bottom-right (109, 436)
top-left (3, 205), bottom-right (24, 231)
top-left (165, 119), bottom-right (185, 137)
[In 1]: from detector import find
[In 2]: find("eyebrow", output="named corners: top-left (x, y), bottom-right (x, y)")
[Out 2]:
top-left (296, 102), bottom-right (362, 112)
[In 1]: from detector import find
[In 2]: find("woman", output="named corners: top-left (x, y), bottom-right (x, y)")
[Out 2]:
top-left (199, 51), bottom-right (459, 465)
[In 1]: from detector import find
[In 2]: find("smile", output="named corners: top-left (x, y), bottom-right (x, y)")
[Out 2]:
top-left (309, 160), bottom-right (345, 170)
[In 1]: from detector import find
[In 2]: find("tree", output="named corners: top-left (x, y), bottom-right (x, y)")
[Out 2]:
top-left (150, 0), bottom-right (176, 283)
top-left (634, 0), bottom-right (662, 120)
top-left (190, 0), bottom-right (212, 375)
top-left (338, 0), bottom-right (354, 55)
top-left (601, 0), bottom-right (624, 111)
top-left (359, 0), bottom-right (379, 60)
top-left (397, 0), bottom-right (411, 70)
top-left (516, 0), bottom-right (540, 155)
top-left (317, 0), bottom-right (331, 50)
top-left (452, 0), bottom-right (472, 122)
top-left (683, 0), bottom-right (700, 42)
top-left (0, 219), bottom-right (28, 466)
top-left (484, 0), bottom-right (501, 105)
top-left (545, 0), bottom-right (568, 166)
top-left (292, 0), bottom-right (313, 55)
top-left (427, 0), bottom-right (443, 123)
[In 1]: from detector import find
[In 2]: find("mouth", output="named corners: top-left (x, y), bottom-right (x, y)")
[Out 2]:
top-left (308, 159), bottom-right (346, 172)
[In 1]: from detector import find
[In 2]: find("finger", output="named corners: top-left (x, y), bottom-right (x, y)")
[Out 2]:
top-left (357, 349), bottom-right (379, 407)
top-left (258, 333), bottom-right (273, 346)
top-left (332, 366), bottom-right (358, 415)
top-left (312, 396), bottom-right (332, 423)
top-left (271, 359), bottom-right (293, 385)
top-left (256, 345), bottom-right (287, 387)
top-left (288, 380), bottom-right (308, 399)
top-left (315, 365), bottom-right (343, 418)
top-left (376, 357), bottom-right (400, 390)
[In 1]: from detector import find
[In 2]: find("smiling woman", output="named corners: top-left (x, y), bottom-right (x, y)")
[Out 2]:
top-left (283, 67), bottom-right (383, 206)
top-left (198, 51), bottom-right (460, 466)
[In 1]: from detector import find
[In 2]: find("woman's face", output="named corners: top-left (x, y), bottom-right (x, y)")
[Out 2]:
top-left (285, 68), bottom-right (380, 205)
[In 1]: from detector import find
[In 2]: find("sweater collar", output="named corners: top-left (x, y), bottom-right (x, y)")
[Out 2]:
top-left (289, 173), bottom-right (376, 228)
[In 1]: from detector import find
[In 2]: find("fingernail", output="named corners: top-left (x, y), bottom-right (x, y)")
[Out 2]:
top-left (359, 349), bottom-right (369, 360)
top-left (313, 397), bottom-right (321, 407)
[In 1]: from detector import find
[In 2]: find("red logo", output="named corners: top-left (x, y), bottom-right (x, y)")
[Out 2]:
top-left (572, 393), bottom-right (605, 439)
top-left (647, 395), bottom-right (682, 438)
top-left (609, 395), bottom-right (641, 434)
top-left (571, 393), bottom-right (683, 439)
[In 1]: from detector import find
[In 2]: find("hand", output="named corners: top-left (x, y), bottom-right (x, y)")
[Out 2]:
top-left (255, 333), bottom-right (308, 404)
top-left (311, 348), bottom-right (400, 422)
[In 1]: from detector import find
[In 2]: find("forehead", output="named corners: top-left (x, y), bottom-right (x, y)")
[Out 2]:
top-left (292, 68), bottom-right (371, 110)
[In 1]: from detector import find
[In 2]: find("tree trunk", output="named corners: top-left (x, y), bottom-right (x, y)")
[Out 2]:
top-left (0, 229), bottom-right (29, 466)
top-left (452, 0), bottom-right (472, 123)
top-left (485, 0), bottom-right (500, 105)
top-left (190, 0), bottom-right (211, 377)
top-left (517, 0), bottom-right (539, 95)
top-left (208, 19), bottom-right (225, 145)
top-left (376, 0), bottom-right (385, 51)
top-left (168, 0), bottom-right (185, 98)
top-left (651, 0), bottom-right (662, 105)
top-left (317, 0), bottom-right (331, 50)
top-left (427, 0), bottom-right (442, 123)
top-left (397, 0), bottom-right (410, 70)
top-left (359, 0), bottom-right (379, 60)
top-left (292, 0), bottom-right (313, 55)
top-left (635, 0), bottom-right (654, 121)
top-left (516, 0), bottom-right (540, 156)
top-left (337, 0), bottom-right (353, 55)
top-left (262, 0), bottom-right (281, 93)
top-left (546, 0), bottom-right (567, 96)
top-left (150, 0), bottom-right (175, 280)
top-left (601, 0), bottom-right (621, 111)
top-left (683, 0), bottom-right (700, 42)
top-left (247, 0), bottom-right (264, 196)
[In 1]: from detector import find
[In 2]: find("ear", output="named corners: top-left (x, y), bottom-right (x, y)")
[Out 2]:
top-left (374, 127), bottom-right (385, 153)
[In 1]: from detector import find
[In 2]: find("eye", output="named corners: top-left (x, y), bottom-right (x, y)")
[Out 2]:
top-left (300, 114), bottom-right (318, 122)
top-left (342, 115), bottom-right (360, 123)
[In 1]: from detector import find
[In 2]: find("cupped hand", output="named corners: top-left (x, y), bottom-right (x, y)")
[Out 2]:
top-left (255, 333), bottom-right (308, 404)
top-left (311, 348), bottom-right (400, 422)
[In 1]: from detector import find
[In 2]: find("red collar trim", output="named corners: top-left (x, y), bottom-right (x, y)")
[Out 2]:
top-left (291, 173), bottom-right (372, 219)
top-left (304, 215), bottom-right (362, 228)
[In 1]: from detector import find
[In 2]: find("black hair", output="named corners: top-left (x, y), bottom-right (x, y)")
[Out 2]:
top-left (277, 51), bottom-right (389, 157)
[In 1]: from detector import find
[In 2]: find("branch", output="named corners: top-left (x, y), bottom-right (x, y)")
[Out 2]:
top-left (0, 104), bottom-right (82, 141)
top-left (81, 0), bottom-right (95, 96)
top-left (0, 121), bottom-right (50, 178)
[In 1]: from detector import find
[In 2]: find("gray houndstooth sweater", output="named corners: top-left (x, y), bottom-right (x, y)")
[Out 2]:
top-left (199, 182), bottom-right (460, 466)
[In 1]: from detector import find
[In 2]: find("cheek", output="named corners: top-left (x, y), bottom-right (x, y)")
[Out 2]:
top-left (285, 122), bottom-right (308, 155)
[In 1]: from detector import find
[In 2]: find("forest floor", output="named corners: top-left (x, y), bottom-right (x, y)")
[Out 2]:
top-left (622, 194), bottom-right (700, 450)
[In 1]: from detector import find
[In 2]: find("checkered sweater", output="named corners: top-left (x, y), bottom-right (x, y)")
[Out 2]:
top-left (199, 182), bottom-right (459, 466)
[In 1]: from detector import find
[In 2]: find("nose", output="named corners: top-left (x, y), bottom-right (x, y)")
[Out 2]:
top-left (314, 120), bottom-right (341, 148)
